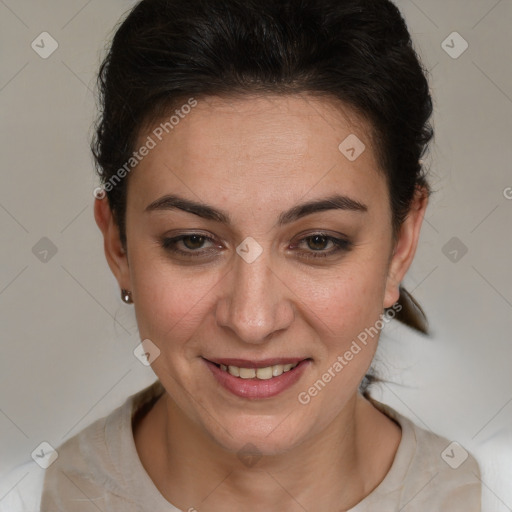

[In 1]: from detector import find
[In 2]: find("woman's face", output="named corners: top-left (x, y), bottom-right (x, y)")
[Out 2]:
top-left (99, 94), bottom-right (422, 455)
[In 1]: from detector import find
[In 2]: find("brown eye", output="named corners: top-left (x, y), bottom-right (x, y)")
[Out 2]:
top-left (182, 235), bottom-right (207, 250)
top-left (306, 235), bottom-right (330, 251)
top-left (161, 233), bottom-right (220, 258)
top-left (292, 233), bottom-right (352, 260)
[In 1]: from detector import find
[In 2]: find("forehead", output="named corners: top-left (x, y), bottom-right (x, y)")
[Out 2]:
top-left (129, 94), bottom-right (388, 217)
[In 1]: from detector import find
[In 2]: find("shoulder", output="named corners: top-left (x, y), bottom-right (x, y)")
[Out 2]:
top-left (357, 399), bottom-right (482, 511)
top-left (406, 416), bottom-right (481, 508)
top-left (38, 380), bottom-right (164, 511)
top-left (0, 410), bottom-right (114, 512)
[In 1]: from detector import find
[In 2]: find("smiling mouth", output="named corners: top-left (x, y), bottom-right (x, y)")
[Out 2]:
top-left (205, 358), bottom-right (310, 380)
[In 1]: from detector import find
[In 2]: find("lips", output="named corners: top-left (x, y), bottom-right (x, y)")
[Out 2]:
top-left (203, 357), bottom-right (311, 399)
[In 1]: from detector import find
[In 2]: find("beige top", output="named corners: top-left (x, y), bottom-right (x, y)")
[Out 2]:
top-left (1, 379), bottom-right (482, 511)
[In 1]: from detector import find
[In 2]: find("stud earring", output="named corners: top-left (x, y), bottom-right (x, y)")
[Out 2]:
top-left (121, 289), bottom-right (133, 304)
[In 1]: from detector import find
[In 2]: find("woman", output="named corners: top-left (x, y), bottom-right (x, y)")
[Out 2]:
top-left (2, 0), bottom-right (482, 510)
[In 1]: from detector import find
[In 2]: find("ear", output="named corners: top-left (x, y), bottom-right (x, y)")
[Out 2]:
top-left (94, 197), bottom-right (131, 291)
top-left (383, 186), bottom-right (429, 308)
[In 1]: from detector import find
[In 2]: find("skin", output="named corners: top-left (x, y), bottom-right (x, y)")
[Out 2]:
top-left (95, 93), bottom-right (428, 511)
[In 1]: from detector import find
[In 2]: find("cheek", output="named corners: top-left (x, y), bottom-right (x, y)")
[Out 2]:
top-left (292, 261), bottom-right (389, 390)
top-left (129, 249), bottom-right (222, 348)
top-left (291, 259), bottom-right (388, 336)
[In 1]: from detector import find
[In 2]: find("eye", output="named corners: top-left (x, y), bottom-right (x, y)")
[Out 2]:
top-left (292, 233), bottom-right (352, 259)
top-left (180, 234), bottom-right (209, 250)
top-left (305, 235), bottom-right (331, 251)
top-left (161, 233), bottom-right (221, 258)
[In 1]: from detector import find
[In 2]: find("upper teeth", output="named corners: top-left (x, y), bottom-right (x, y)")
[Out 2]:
top-left (220, 363), bottom-right (299, 380)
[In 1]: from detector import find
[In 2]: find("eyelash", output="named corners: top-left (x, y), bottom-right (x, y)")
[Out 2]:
top-left (160, 232), bottom-right (352, 260)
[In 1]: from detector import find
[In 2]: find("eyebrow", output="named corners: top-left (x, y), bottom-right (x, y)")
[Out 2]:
top-left (145, 193), bottom-right (368, 226)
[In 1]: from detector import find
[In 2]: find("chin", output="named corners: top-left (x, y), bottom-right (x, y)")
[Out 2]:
top-left (205, 412), bottom-right (308, 458)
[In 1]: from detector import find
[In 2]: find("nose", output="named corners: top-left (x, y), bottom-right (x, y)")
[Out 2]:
top-left (215, 248), bottom-right (294, 344)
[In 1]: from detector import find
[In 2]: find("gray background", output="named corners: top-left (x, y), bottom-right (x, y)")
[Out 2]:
top-left (0, 0), bottom-right (511, 509)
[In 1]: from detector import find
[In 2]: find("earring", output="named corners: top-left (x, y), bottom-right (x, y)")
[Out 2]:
top-left (121, 289), bottom-right (133, 304)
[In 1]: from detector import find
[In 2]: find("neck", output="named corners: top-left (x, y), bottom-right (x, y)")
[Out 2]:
top-left (134, 391), bottom-right (401, 511)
